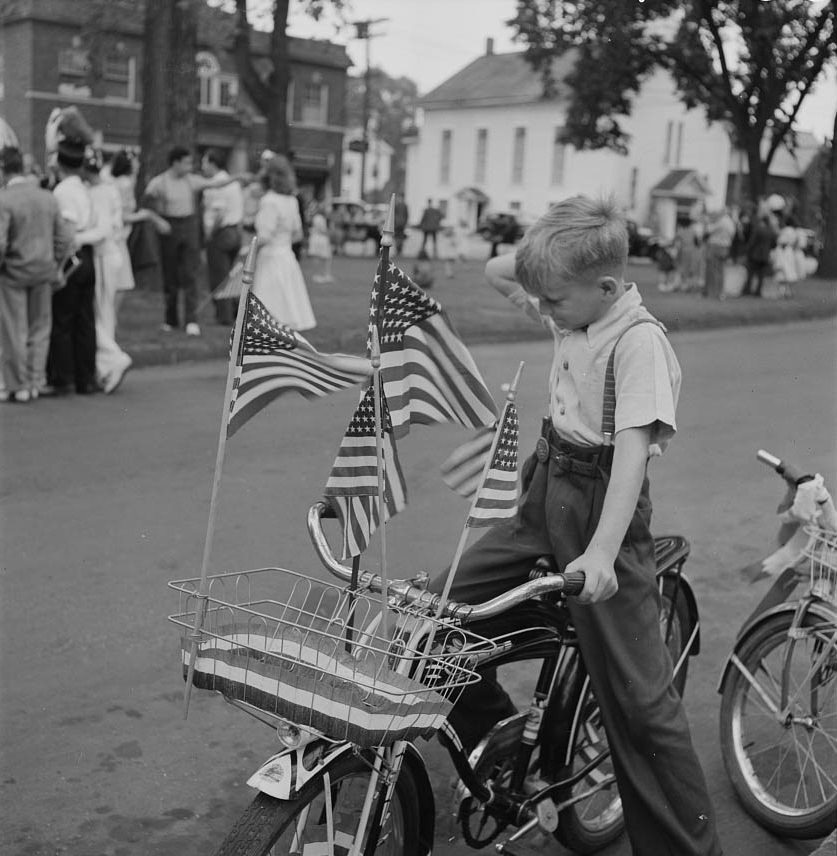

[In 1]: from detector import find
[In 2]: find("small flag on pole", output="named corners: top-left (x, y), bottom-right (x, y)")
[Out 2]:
top-left (440, 426), bottom-right (494, 500)
top-left (228, 292), bottom-right (370, 437)
top-left (466, 402), bottom-right (520, 528)
top-left (323, 385), bottom-right (408, 558)
top-left (367, 257), bottom-right (497, 439)
top-left (213, 258), bottom-right (245, 300)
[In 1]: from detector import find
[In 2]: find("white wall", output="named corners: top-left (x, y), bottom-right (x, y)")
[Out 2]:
top-left (405, 68), bottom-right (730, 231)
top-left (341, 131), bottom-right (393, 200)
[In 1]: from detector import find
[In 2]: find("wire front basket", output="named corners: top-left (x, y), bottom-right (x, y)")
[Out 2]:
top-left (803, 525), bottom-right (837, 606)
top-left (169, 568), bottom-right (494, 747)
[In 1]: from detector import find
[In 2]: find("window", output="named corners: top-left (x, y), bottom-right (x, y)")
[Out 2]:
top-left (509, 200), bottom-right (521, 212)
top-left (551, 127), bottom-right (566, 185)
top-left (196, 51), bottom-right (238, 111)
top-left (301, 80), bottom-right (328, 125)
top-left (0, 51), bottom-right (4, 100)
top-left (102, 54), bottom-right (136, 102)
top-left (475, 128), bottom-right (487, 184)
top-left (663, 120), bottom-right (673, 166)
top-left (440, 129), bottom-right (452, 185)
top-left (629, 167), bottom-right (639, 210)
top-left (511, 127), bottom-right (526, 184)
top-left (675, 121), bottom-right (684, 167)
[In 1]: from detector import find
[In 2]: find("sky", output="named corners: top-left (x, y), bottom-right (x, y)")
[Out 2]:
top-left (286, 0), bottom-right (837, 142)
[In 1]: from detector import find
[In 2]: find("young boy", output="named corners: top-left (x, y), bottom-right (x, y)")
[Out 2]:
top-left (435, 195), bottom-right (721, 855)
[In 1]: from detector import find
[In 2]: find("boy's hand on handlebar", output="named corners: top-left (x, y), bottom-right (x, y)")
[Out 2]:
top-left (567, 548), bottom-right (618, 604)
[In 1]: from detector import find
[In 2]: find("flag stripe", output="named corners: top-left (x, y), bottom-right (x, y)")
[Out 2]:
top-left (440, 428), bottom-right (494, 499)
top-left (226, 292), bottom-right (368, 437)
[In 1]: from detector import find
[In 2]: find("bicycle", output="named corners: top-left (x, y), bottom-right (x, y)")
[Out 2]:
top-left (717, 450), bottom-right (837, 840)
top-left (169, 500), bottom-right (701, 855)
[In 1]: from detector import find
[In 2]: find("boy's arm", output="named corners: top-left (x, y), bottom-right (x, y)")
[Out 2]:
top-left (566, 425), bottom-right (651, 604)
top-left (485, 252), bottom-right (544, 325)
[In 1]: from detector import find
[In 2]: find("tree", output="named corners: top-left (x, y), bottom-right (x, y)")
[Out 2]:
top-left (509, 0), bottom-right (836, 202)
top-left (208, 0), bottom-right (347, 154)
top-left (344, 69), bottom-right (419, 197)
top-left (137, 0), bottom-right (200, 196)
top-left (818, 112), bottom-right (837, 277)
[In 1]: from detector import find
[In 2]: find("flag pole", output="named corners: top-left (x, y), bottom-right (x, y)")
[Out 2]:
top-left (433, 361), bottom-right (525, 622)
top-left (370, 195), bottom-right (396, 636)
top-left (182, 237), bottom-right (258, 717)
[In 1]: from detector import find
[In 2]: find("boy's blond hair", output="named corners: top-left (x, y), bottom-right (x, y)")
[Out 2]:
top-left (515, 195), bottom-right (628, 294)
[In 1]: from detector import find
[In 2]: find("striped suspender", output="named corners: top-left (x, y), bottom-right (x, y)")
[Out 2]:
top-left (600, 319), bottom-right (663, 446)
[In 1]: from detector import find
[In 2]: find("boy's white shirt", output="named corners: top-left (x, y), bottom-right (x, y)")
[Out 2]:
top-left (509, 283), bottom-right (681, 454)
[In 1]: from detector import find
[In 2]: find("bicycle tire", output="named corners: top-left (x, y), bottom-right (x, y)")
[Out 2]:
top-left (719, 609), bottom-right (837, 839)
top-left (660, 576), bottom-right (692, 697)
top-left (213, 753), bottom-right (424, 856)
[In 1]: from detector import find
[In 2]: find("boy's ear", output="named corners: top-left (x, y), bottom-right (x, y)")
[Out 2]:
top-left (598, 275), bottom-right (619, 298)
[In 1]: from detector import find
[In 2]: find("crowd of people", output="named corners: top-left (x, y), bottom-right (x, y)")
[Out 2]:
top-left (655, 197), bottom-right (818, 301)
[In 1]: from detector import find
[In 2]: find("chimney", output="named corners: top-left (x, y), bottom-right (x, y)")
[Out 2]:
top-left (486, 37), bottom-right (494, 56)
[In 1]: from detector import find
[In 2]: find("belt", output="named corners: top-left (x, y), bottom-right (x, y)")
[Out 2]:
top-left (535, 419), bottom-right (613, 477)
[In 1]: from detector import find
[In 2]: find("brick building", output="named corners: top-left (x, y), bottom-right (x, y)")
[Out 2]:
top-left (0, 0), bottom-right (351, 197)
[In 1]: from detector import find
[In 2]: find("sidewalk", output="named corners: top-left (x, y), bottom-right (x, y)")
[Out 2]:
top-left (118, 251), bottom-right (837, 369)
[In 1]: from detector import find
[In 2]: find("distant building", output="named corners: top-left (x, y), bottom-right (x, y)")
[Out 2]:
top-left (405, 40), bottom-right (732, 240)
top-left (0, 0), bottom-right (351, 197)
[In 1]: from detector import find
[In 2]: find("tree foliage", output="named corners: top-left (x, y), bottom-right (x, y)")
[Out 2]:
top-left (207, 0), bottom-right (348, 154)
top-left (509, 0), bottom-right (836, 201)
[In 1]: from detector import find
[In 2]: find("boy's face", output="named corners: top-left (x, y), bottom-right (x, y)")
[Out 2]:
top-left (533, 274), bottom-right (619, 330)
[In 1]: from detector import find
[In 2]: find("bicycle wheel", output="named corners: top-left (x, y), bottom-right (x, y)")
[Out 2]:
top-left (556, 674), bottom-right (623, 854)
top-left (719, 609), bottom-right (837, 839)
top-left (214, 753), bottom-right (423, 856)
top-left (660, 576), bottom-right (692, 696)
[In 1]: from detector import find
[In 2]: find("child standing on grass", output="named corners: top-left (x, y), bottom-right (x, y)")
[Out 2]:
top-left (308, 207), bottom-right (334, 284)
top-left (435, 194), bottom-right (722, 856)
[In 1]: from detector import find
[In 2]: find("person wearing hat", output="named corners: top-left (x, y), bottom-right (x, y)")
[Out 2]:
top-left (44, 133), bottom-right (108, 396)
top-left (0, 146), bottom-right (73, 402)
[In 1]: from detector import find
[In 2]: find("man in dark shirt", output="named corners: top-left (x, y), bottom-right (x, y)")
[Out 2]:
top-left (0, 146), bottom-right (73, 402)
top-left (419, 199), bottom-right (443, 258)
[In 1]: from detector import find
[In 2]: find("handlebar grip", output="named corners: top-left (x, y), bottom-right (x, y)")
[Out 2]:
top-left (756, 449), bottom-right (812, 485)
top-left (561, 570), bottom-right (586, 596)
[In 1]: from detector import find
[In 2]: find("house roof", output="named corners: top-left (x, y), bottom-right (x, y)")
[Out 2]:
top-left (732, 132), bottom-right (824, 179)
top-left (420, 50), bottom-right (576, 109)
top-left (651, 169), bottom-right (712, 198)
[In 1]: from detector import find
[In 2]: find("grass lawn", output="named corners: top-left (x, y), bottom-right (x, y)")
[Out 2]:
top-left (118, 251), bottom-right (837, 367)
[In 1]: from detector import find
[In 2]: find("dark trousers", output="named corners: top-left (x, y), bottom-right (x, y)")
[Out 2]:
top-left (48, 245), bottom-right (96, 392)
top-left (206, 224), bottom-right (241, 325)
top-left (431, 438), bottom-right (721, 856)
top-left (160, 215), bottom-right (201, 327)
top-left (420, 230), bottom-right (438, 257)
top-left (742, 259), bottom-right (769, 296)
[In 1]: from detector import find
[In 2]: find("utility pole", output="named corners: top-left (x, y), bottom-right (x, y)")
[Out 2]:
top-left (351, 17), bottom-right (387, 202)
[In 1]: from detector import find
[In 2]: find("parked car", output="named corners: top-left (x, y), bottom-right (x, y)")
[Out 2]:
top-left (327, 198), bottom-right (383, 251)
top-left (626, 219), bottom-right (664, 260)
top-left (477, 211), bottom-right (532, 257)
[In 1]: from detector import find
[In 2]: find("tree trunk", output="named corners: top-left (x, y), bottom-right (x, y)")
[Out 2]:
top-left (267, 0), bottom-right (291, 154)
top-left (167, 0), bottom-right (199, 155)
top-left (816, 111), bottom-right (837, 279)
top-left (745, 141), bottom-right (766, 204)
top-left (137, 0), bottom-right (172, 197)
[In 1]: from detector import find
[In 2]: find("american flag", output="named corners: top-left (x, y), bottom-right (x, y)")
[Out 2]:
top-left (323, 385), bottom-right (408, 558)
top-left (212, 258), bottom-right (244, 300)
top-left (440, 426), bottom-right (494, 500)
top-left (466, 402), bottom-right (520, 528)
top-left (368, 257), bottom-right (497, 439)
top-left (227, 292), bottom-right (370, 437)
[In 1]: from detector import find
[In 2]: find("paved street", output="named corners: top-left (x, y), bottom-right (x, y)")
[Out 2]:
top-left (1, 319), bottom-right (835, 856)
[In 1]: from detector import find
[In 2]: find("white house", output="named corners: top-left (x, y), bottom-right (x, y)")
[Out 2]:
top-left (340, 126), bottom-right (394, 200)
top-left (405, 41), bottom-right (732, 240)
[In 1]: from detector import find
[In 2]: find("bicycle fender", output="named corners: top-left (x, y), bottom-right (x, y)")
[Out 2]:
top-left (716, 599), bottom-right (837, 694)
top-left (246, 740), bottom-right (353, 799)
top-left (658, 568), bottom-right (701, 656)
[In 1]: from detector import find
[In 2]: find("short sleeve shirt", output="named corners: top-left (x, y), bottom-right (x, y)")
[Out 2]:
top-left (547, 284), bottom-right (681, 453)
top-left (144, 169), bottom-right (208, 217)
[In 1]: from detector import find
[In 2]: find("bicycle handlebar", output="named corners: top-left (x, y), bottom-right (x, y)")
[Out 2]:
top-left (756, 449), bottom-right (813, 486)
top-left (306, 500), bottom-right (585, 622)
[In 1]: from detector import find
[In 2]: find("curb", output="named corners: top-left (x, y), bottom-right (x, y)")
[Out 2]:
top-left (810, 829), bottom-right (836, 856)
top-left (123, 304), bottom-right (837, 371)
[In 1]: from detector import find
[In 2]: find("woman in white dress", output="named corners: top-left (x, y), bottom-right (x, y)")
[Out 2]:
top-left (251, 156), bottom-right (316, 331)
